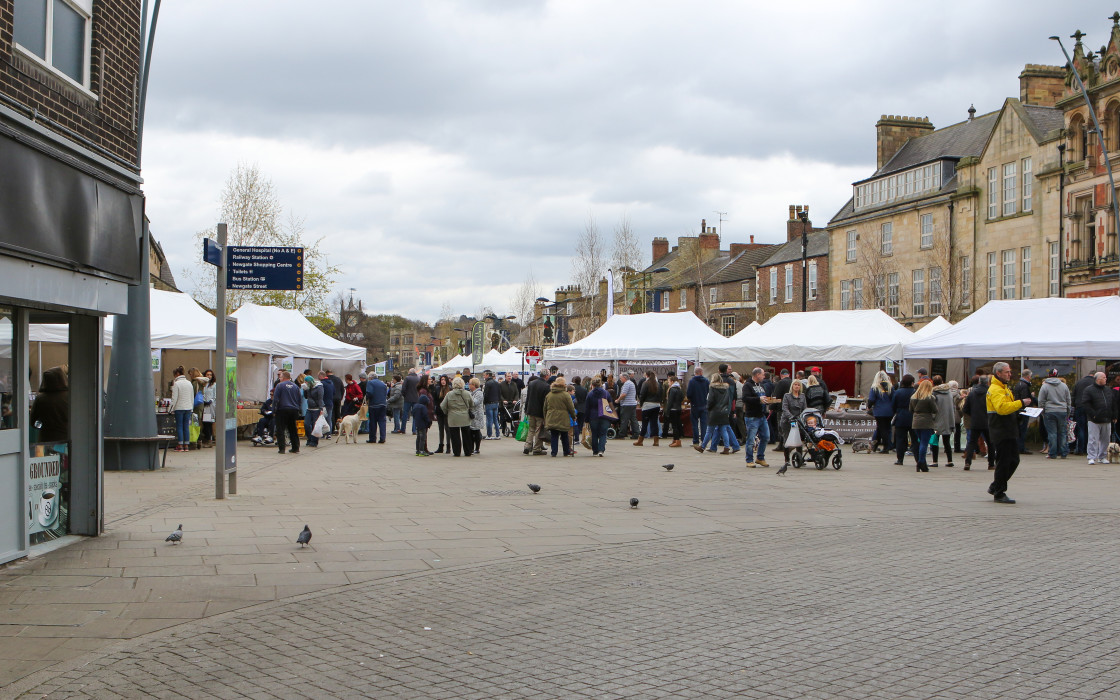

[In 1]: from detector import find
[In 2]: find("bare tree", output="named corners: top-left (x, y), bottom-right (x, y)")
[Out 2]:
top-left (571, 215), bottom-right (607, 296)
top-left (509, 269), bottom-right (542, 329)
top-left (185, 163), bottom-right (339, 316)
top-left (610, 214), bottom-right (643, 272)
top-left (439, 300), bottom-right (454, 323)
top-left (854, 231), bottom-right (893, 312)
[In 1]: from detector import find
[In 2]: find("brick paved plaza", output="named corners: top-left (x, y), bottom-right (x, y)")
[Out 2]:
top-left (3, 434), bottom-right (1119, 698)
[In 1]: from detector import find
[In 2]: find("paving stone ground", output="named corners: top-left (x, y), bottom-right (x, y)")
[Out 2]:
top-left (2, 432), bottom-right (1119, 698)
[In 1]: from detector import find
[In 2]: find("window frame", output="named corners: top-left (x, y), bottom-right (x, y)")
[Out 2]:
top-left (741, 282), bottom-right (750, 301)
top-left (840, 280), bottom-right (850, 310)
top-left (784, 265), bottom-right (793, 303)
top-left (880, 222), bottom-right (893, 256)
top-left (987, 252), bottom-right (997, 301)
top-left (1049, 241), bottom-right (1060, 297)
top-left (721, 315), bottom-right (736, 337)
top-left (1021, 246), bottom-right (1031, 299)
top-left (769, 267), bottom-right (777, 304)
top-left (660, 291), bottom-right (669, 311)
top-left (960, 255), bottom-right (971, 307)
top-left (13, 0), bottom-right (95, 93)
top-left (679, 288), bottom-right (687, 309)
top-left (987, 167), bottom-right (998, 219)
top-left (846, 230), bottom-right (857, 262)
top-left (919, 213), bottom-right (933, 249)
top-left (1001, 249), bottom-right (1016, 300)
top-left (852, 278), bottom-right (863, 309)
top-left (709, 287), bottom-right (718, 305)
top-left (887, 272), bottom-right (899, 318)
top-left (808, 261), bottom-right (817, 300)
top-left (912, 268), bottom-right (925, 317)
top-left (1002, 162), bottom-right (1018, 217)
top-left (928, 266), bottom-right (942, 316)
top-left (1022, 157), bottom-right (1033, 212)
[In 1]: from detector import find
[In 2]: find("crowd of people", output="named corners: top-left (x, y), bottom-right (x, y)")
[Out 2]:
top-left (238, 360), bottom-right (1120, 504)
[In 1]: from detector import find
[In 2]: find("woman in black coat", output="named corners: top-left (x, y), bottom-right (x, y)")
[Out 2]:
top-left (890, 374), bottom-right (917, 466)
top-left (963, 376), bottom-right (993, 470)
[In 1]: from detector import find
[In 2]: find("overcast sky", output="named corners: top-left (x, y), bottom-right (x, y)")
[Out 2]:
top-left (142, 1), bottom-right (1105, 321)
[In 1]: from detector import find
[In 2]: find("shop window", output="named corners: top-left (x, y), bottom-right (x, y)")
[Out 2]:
top-left (29, 313), bottom-right (70, 546)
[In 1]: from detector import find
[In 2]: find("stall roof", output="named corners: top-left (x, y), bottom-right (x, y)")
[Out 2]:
top-left (230, 303), bottom-right (366, 361)
top-left (701, 309), bottom-right (914, 362)
top-left (912, 316), bottom-right (951, 339)
top-left (904, 298), bottom-right (1120, 358)
top-left (545, 312), bottom-right (726, 361)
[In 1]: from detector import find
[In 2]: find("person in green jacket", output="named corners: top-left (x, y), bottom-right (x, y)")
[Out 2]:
top-left (543, 376), bottom-right (577, 457)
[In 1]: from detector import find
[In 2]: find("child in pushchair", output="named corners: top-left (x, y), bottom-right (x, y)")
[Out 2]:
top-left (500, 400), bottom-right (522, 437)
top-left (781, 407), bottom-right (843, 472)
top-left (250, 394), bottom-right (275, 446)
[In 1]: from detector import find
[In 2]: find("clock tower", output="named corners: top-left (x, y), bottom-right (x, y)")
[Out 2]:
top-left (339, 293), bottom-right (365, 344)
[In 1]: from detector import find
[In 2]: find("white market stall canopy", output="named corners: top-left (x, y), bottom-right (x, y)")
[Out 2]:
top-left (701, 309), bottom-right (915, 362)
top-left (476, 346), bottom-right (524, 373)
top-left (904, 297), bottom-right (1120, 358)
top-left (30, 290), bottom-right (216, 348)
top-left (432, 354), bottom-right (472, 372)
top-left (230, 303), bottom-right (366, 361)
top-left (912, 316), bottom-right (951, 340)
top-left (545, 311), bottom-right (727, 362)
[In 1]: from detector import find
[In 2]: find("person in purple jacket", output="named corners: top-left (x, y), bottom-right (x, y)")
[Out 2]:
top-left (584, 376), bottom-right (613, 457)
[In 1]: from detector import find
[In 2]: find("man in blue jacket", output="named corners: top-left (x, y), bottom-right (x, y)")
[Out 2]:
top-left (365, 374), bottom-right (388, 444)
top-left (273, 371), bottom-right (302, 455)
top-left (686, 367), bottom-right (709, 446)
top-left (317, 371), bottom-right (334, 438)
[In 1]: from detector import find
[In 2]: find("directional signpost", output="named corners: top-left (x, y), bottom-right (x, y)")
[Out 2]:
top-left (204, 233), bottom-right (306, 500)
top-left (226, 246), bottom-right (303, 291)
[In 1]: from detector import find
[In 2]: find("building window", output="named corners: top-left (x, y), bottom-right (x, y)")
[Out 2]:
top-left (960, 255), bottom-right (971, 307)
top-left (660, 291), bottom-right (669, 311)
top-left (988, 167), bottom-right (998, 219)
top-left (680, 288), bottom-right (687, 309)
top-left (769, 268), bottom-right (777, 304)
top-left (852, 278), bottom-right (863, 309)
top-left (784, 266), bottom-right (793, 303)
top-left (808, 262), bottom-right (817, 299)
top-left (928, 267), bottom-right (942, 316)
top-left (846, 230), bottom-right (857, 262)
top-left (887, 273), bottom-right (900, 317)
top-left (841, 280), bottom-right (851, 310)
top-left (1022, 157), bottom-right (1033, 212)
top-left (1001, 249), bottom-right (1016, 300)
top-left (1049, 242), bottom-right (1060, 297)
top-left (566, 302), bottom-right (573, 316)
top-left (920, 213), bottom-right (933, 249)
top-left (1021, 246), bottom-right (1031, 299)
top-left (721, 315), bottom-right (736, 337)
top-left (13, 0), bottom-right (92, 87)
top-left (912, 269), bottom-right (925, 317)
top-left (1002, 162), bottom-right (1017, 217)
top-left (987, 252), bottom-right (997, 301)
top-left (740, 282), bottom-right (749, 301)
top-left (710, 287), bottom-right (718, 304)
top-left (880, 222), bottom-right (893, 255)
top-left (875, 274), bottom-right (886, 310)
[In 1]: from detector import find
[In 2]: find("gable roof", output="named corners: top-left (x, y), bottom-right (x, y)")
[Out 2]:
top-left (758, 232), bottom-right (829, 267)
top-left (871, 110), bottom-right (999, 179)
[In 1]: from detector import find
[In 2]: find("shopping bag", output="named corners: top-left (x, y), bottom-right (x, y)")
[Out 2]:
top-left (194, 390), bottom-right (204, 409)
top-left (1067, 417), bottom-right (1077, 445)
top-left (929, 433), bottom-right (939, 447)
top-left (600, 397), bottom-right (619, 421)
top-left (515, 416), bottom-right (529, 442)
top-left (311, 413), bottom-right (329, 438)
top-left (189, 414), bottom-right (201, 443)
top-left (783, 422), bottom-right (802, 448)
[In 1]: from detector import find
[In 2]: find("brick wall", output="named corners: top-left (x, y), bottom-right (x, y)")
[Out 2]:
top-left (0, 0), bottom-right (141, 167)
top-left (756, 256), bottom-right (830, 320)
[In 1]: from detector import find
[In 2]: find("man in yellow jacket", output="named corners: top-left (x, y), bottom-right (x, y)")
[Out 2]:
top-left (987, 362), bottom-right (1032, 504)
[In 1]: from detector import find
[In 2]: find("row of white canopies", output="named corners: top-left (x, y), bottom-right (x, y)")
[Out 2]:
top-left (30, 289), bottom-right (367, 400)
top-left (432, 347), bottom-right (527, 374)
top-left (535, 296), bottom-right (1120, 364)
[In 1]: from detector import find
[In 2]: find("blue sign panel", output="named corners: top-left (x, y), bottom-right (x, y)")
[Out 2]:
top-left (226, 246), bottom-right (304, 291)
top-left (203, 238), bottom-right (222, 266)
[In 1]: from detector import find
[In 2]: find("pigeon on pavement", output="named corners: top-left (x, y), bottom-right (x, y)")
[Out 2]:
top-left (662, 464), bottom-right (674, 471)
top-left (629, 498), bottom-right (639, 509)
top-left (527, 484), bottom-right (541, 494)
top-left (165, 524), bottom-right (183, 544)
top-left (297, 525), bottom-right (312, 547)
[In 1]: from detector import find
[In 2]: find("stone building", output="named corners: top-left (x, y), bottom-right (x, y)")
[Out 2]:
top-left (1059, 19), bottom-right (1120, 297)
top-left (827, 65), bottom-right (1065, 326)
top-left (1, 0), bottom-right (145, 562)
top-left (756, 206), bottom-right (830, 321)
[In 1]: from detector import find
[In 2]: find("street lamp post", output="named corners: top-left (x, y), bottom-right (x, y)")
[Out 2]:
top-left (1052, 31), bottom-right (1120, 295)
top-left (628, 267), bottom-right (670, 313)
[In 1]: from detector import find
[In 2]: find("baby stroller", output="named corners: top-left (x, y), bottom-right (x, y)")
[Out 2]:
top-left (501, 401), bottom-right (522, 437)
top-left (789, 407), bottom-right (843, 470)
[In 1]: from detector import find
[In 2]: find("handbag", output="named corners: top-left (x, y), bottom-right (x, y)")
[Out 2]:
top-left (600, 397), bottom-right (619, 421)
top-left (194, 390), bottom-right (204, 409)
top-left (929, 433), bottom-right (939, 447)
top-left (1067, 416), bottom-right (1077, 445)
top-left (463, 393), bottom-right (475, 420)
top-left (189, 413), bottom-right (201, 443)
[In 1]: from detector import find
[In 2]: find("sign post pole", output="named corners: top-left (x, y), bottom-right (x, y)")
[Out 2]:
top-left (215, 223), bottom-right (227, 500)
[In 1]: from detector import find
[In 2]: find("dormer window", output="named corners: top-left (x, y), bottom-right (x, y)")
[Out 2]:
top-left (854, 161), bottom-right (944, 213)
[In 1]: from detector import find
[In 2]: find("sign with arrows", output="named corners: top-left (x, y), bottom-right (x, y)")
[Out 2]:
top-left (225, 246), bottom-right (304, 291)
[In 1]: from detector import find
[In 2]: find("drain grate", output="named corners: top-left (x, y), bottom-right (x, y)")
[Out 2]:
top-left (479, 489), bottom-right (534, 496)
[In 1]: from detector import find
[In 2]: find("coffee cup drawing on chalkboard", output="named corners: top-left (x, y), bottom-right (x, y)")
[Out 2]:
top-left (39, 489), bottom-right (58, 528)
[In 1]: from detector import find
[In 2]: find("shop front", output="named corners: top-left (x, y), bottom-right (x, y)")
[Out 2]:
top-left (0, 105), bottom-right (142, 564)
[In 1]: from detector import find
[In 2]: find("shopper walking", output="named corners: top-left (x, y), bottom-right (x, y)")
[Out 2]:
top-left (963, 376), bottom-right (994, 470)
top-left (696, 374), bottom-right (739, 454)
top-left (543, 376), bottom-right (577, 457)
top-left (909, 379), bottom-right (937, 472)
top-left (868, 371), bottom-right (894, 454)
top-left (777, 379), bottom-right (807, 473)
top-left (686, 367), bottom-right (710, 446)
top-left (891, 374), bottom-right (917, 466)
top-left (1038, 368), bottom-right (1071, 460)
top-left (987, 361), bottom-right (1030, 503)
top-left (585, 376), bottom-right (612, 457)
top-left (664, 374), bottom-right (683, 448)
top-left (272, 370), bottom-right (302, 455)
top-left (1080, 372), bottom-right (1115, 465)
top-left (170, 366), bottom-right (194, 452)
top-left (929, 376), bottom-right (955, 468)
top-left (469, 377), bottom-right (485, 456)
top-left (440, 376), bottom-right (474, 457)
top-left (634, 370), bottom-right (661, 447)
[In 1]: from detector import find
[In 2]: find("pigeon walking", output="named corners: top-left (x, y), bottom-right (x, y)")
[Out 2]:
top-left (662, 464), bottom-right (674, 471)
top-left (629, 498), bottom-right (639, 509)
top-left (527, 484), bottom-right (541, 494)
top-left (165, 524), bottom-right (183, 544)
top-left (297, 525), bottom-right (312, 548)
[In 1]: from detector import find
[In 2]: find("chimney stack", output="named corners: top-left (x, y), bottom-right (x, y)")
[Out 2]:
top-left (875, 115), bottom-right (934, 169)
top-left (1018, 64), bottom-right (1066, 107)
top-left (787, 204), bottom-right (816, 242)
top-left (652, 236), bottom-right (669, 262)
